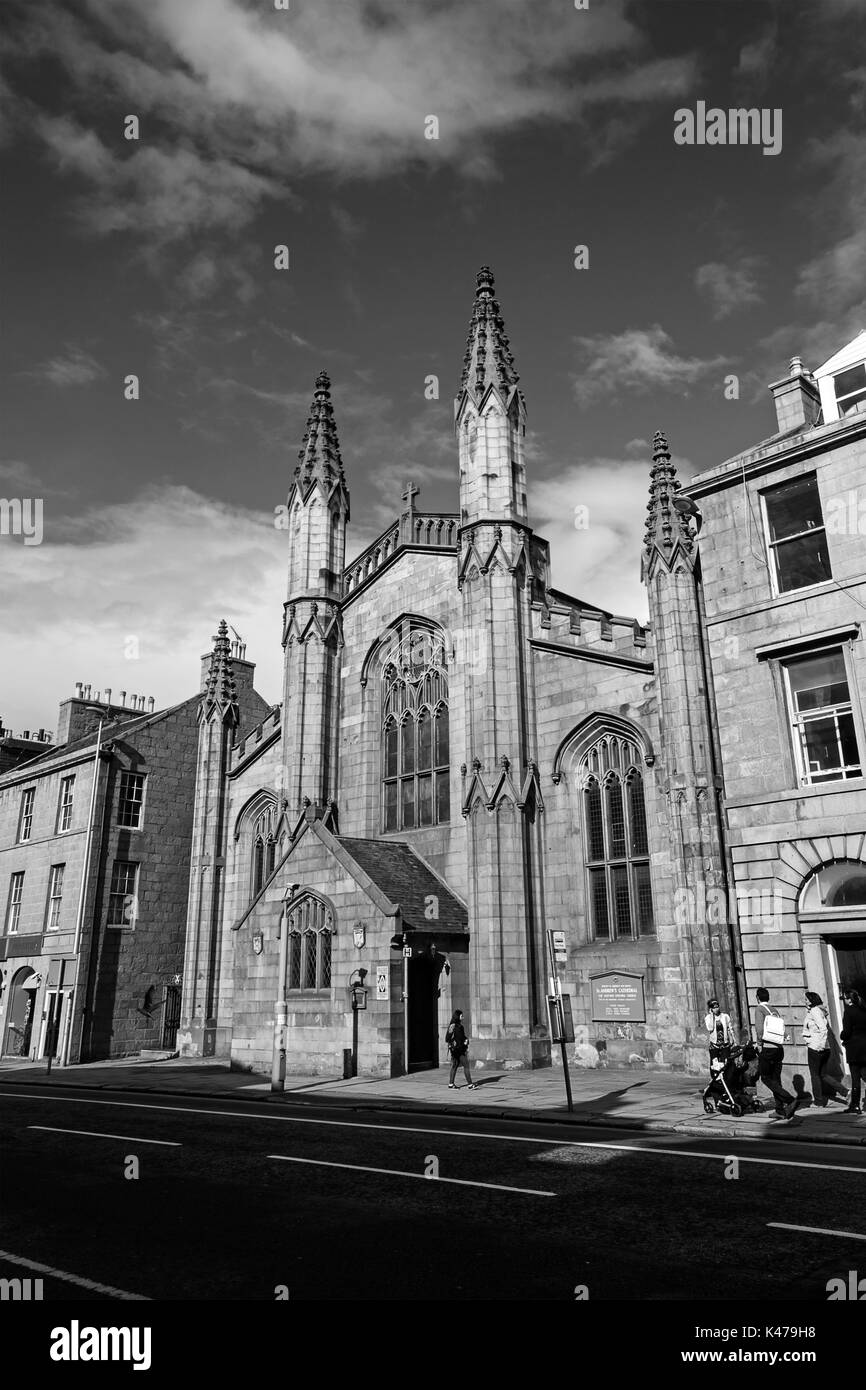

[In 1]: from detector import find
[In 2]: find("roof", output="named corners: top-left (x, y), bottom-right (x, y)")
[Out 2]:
top-left (813, 328), bottom-right (866, 379)
top-left (0, 695), bottom-right (201, 784)
top-left (338, 837), bottom-right (468, 933)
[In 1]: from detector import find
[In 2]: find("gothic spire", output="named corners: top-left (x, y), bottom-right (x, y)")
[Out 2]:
top-left (642, 431), bottom-right (695, 569)
top-left (459, 266), bottom-right (521, 400)
top-left (293, 371), bottom-right (345, 490)
top-left (202, 619), bottom-right (238, 722)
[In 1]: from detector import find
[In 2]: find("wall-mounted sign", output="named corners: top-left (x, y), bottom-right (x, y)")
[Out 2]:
top-left (376, 965), bottom-right (389, 1001)
top-left (590, 971), bottom-right (646, 1023)
top-left (252, 932), bottom-right (264, 956)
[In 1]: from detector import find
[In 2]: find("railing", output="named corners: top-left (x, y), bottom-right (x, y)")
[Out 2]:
top-left (342, 513), bottom-right (459, 596)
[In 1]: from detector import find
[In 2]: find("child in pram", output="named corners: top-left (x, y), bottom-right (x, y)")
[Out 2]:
top-left (702, 998), bottom-right (763, 1116)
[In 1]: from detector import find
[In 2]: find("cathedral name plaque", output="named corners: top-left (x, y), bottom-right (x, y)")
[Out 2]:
top-left (590, 971), bottom-right (646, 1023)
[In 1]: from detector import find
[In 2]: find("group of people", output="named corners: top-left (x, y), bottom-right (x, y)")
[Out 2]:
top-left (706, 986), bottom-right (866, 1117)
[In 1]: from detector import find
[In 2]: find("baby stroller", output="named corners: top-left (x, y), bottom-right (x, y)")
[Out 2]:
top-left (702, 1041), bottom-right (763, 1116)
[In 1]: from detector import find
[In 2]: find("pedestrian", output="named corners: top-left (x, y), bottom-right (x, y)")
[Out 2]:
top-left (704, 997), bottom-right (735, 1053)
top-left (445, 1009), bottom-right (476, 1090)
top-left (753, 987), bottom-right (798, 1120)
top-left (801, 990), bottom-right (848, 1107)
top-left (839, 987), bottom-right (866, 1115)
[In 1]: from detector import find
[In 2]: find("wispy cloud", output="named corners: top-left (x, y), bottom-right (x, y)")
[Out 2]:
top-left (572, 326), bottom-right (725, 406)
top-left (528, 452), bottom-right (693, 621)
top-left (31, 345), bottom-right (106, 388)
top-left (6, 0), bottom-right (698, 247)
top-left (694, 260), bottom-right (763, 320)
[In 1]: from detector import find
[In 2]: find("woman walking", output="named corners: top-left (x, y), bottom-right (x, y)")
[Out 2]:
top-left (840, 988), bottom-right (866, 1115)
top-left (801, 990), bottom-right (848, 1106)
top-left (445, 1009), bottom-right (476, 1090)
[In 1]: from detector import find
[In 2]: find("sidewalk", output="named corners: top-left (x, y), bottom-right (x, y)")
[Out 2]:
top-left (1, 1055), bottom-right (864, 1146)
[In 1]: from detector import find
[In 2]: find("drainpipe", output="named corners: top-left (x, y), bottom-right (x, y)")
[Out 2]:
top-left (60, 717), bottom-right (105, 1067)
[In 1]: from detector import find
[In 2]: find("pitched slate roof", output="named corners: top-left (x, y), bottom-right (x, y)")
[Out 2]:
top-left (338, 837), bottom-right (468, 933)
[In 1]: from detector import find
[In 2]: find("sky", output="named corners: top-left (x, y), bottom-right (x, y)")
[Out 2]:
top-left (1, 0), bottom-right (864, 733)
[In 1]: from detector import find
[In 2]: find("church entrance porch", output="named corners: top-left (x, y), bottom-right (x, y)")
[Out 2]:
top-left (407, 953), bottom-right (439, 1071)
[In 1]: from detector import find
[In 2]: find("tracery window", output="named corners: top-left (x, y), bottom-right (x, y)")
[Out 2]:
top-left (581, 736), bottom-right (654, 940)
top-left (382, 626), bottom-right (450, 831)
top-left (250, 800), bottom-right (278, 900)
top-left (286, 894), bottom-right (333, 992)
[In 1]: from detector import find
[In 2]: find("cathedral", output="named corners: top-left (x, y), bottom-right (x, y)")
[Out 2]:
top-left (177, 268), bottom-right (866, 1079)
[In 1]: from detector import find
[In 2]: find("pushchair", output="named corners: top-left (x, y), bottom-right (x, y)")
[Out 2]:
top-left (702, 1041), bottom-right (763, 1116)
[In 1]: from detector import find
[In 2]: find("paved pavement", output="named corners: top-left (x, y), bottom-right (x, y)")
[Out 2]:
top-left (2, 1054), bottom-right (863, 1145)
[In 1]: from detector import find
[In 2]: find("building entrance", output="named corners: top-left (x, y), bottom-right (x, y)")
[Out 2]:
top-left (833, 935), bottom-right (866, 998)
top-left (407, 953), bottom-right (439, 1072)
top-left (3, 968), bottom-right (38, 1057)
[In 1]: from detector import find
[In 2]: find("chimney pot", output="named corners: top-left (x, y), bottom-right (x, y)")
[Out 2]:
top-left (22, 730), bottom-right (30, 740)
top-left (120, 691), bottom-right (126, 706)
top-left (147, 696), bottom-right (155, 712)
top-left (105, 688), bottom-right (111, 705)
top-left (75, 682), bottom-right (83, 698)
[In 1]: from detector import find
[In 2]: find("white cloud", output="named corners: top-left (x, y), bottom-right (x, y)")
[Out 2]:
top-left (32, 345), bottom-right (106, 388)
top-left (694, 260), bottom-right (763, 320)
top-left (572, 326), bottom-right (725, 406)
top-left (529, 457), bottom-right (675, 622)
top-left (7, 0), bottom-right (698, 243)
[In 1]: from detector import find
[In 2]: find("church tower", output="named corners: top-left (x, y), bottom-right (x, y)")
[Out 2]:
top-left (179, 620), bottom-right (239, 1058)
top-left (641, 433), bottom-right (743, 1040)
top-left (456, 268), bottom-right (546, 1065)
top-left (281, 372), bottom-right (349, 814)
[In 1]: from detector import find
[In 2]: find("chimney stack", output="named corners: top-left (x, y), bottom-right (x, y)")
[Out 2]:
top-left (769, 355), bottom-right (821, 434)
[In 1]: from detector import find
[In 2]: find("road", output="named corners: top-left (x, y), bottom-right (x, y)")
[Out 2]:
top-left (1, 1085), bottom-right (864, 1302)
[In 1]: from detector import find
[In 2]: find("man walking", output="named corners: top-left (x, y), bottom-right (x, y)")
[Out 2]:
top-left (753, 987), bottom-right (798, 1119)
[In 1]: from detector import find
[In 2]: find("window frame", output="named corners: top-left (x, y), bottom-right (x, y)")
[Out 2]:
top-left (285, 894), bottom-right (333, 993)
top-left (45, 863), bottom-right (65, 932)
top-left (760, 473), bottom-right (832, 598)
top-left (781, 645), bottom-right (862, 786)
top-left (56, 775), bottom-right (75, 834)
top-left (381, 626), bottom-right (450, 833)
top-left (117, 770), bottom-right (146, 830)
top-left (580, 738), bottom-right (655, 943)
top-left (5, 871), bottom-right (25, 935)
top-left (17, 788), bottom-right (35, 844)
top-left (107, 860), bottom-right (139, 929)
top-left (832, 362), bottom-right (866, 418)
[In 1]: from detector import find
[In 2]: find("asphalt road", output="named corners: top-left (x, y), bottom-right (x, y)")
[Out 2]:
top-left (1, 1085), bottom-right (864, 1302)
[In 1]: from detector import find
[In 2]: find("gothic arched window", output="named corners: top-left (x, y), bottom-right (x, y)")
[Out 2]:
top-left (249, 800), bottom-right (278, 901)
top-left (285, 894), bottom-right (333, 992)
top-left (581, 736), bottom-right (654, 940)
top-left (382, 625), bottom-right (450, 831)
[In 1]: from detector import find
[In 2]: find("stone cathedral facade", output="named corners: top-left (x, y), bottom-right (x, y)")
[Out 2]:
top-left (176, 270), bottom-right (866, 1079)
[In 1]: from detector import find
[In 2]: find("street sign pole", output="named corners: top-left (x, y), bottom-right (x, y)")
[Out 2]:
top-left (402, 940), bottom-right (410, 1076)
top-left (547, 930), bottom-right (574, 1113)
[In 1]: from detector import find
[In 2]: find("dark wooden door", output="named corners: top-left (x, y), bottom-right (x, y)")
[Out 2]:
top-left (407, 955), bottom-right (438, 1072)
top-left (835, 936), bottom-right (866, 997)
top-left (162, 985), bottom-right (182, 1049)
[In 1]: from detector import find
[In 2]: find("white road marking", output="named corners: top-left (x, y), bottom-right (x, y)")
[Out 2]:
top-left (768, 1222), bottom-right (866, 1241)
top-left (1, 1091), bottom-right (864, 1174)
top-left (28, 1125), bottom-right (180, 1146)
top-left (268, 1153), bottom-right (555, 1196)
top-left (0, 1248), bottom-right (150, 1300)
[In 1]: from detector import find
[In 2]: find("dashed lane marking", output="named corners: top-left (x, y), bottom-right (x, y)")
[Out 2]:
top-left (768, 1222), bottom-right (866, 1241)
top-left (268, 1153), bottom-right (555, 1195)
top-left (28, 1125), bottom-right (181, 1146)
top-left (0, 1249), bottom-right (150, 1300)
top-left (1, 1091), bottom-right (864, 1174)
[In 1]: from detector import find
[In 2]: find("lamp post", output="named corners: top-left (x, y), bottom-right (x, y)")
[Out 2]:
top-left (271, 884), bottom-right (299, 1093)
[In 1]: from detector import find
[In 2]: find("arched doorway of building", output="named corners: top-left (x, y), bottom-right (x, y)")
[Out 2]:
top-left (2, 967), bottom-right (39, 1057)
top-left (799, 860), bottom-right (866, 1055)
